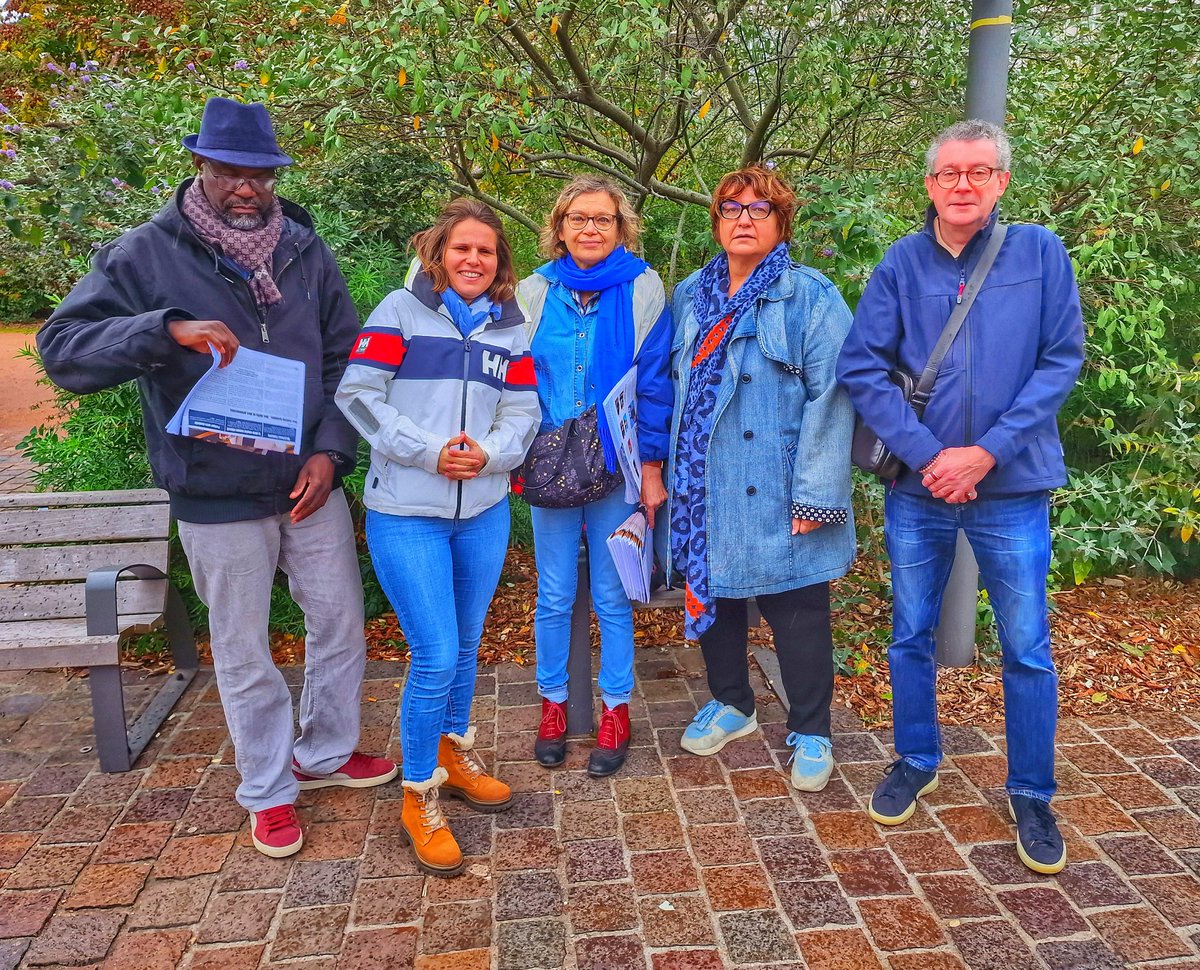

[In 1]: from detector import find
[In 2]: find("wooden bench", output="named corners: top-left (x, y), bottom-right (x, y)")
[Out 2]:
top-left (1, 489), bottom-right (198, 771)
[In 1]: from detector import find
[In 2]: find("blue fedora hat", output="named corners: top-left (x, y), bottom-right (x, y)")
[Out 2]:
top-left (182, 96), bottom-right (293, 168)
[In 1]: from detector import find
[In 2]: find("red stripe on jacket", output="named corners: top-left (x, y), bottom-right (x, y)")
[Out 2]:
top-left (349, 331), bottom-right (408, 368)
top-left (505, 354), bottom-right (537, 389)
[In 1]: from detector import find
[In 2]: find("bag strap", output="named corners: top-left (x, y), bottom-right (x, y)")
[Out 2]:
top-left (911, 222), bottom-right (1008, 411)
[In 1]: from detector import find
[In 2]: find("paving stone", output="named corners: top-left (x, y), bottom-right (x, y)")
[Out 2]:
top-left (64, 863), bottom-right (151, 908)
top-left (72, 772), bottom-right (143, 806)
top-left (887, 953), bottom-right (964, 970)
top-left (917, 873), bottom-right (1000, 918)
top-left (830, 848), bottom-right (910, 896)
top-left (22, 908), bottom-right (124, 966)
top-left (922, 771), bottom-right (982, 809)
top-left (574, 934), bottom-right (647, 970)
top-left (196, 889), bottom-right (280, 943)
top-left (296, 819), bottom-right (368, 860)
top-left (492, 869), bottom-right (560, 921)
top-left (729, 766), bottom-right (789, 801)
top-left (421, 899), bottom-right (492, 953)
top-left (558, 800), bottom-right (619, 840)
top-left (0, 796), bottom-right (64, 832)
top-left (96, 822), bottom-right (175, 864)
top-left (677, 787), bottom-right (739, 825)
top-left (622, 810), bottom-right (685, 849)
top-left (1096, 833), bottom-right (1184, 874)
top-left (450, 815), bottom-right (493, 857)
top-left (413, 950), bottom-right (490, 970)
top-left (1056, 860), bottom-right (1141, 909)
top-left (0, 834), bottom-right (36, 869)
top-left (954, 753), bottom-right (1009, 790)
top-left (154, 833), bottom-right (235, 878)
top-left (1134, 873), bottom-right (1200, 925)
top-left (283, 858), bottom-right (358, 908)
top-left (567, 879), bottom-right (638, 932)
top-left (744, 795), bottom-right (809, 836)
top-left (936, 804), bottom-right (1012, 844)
top-left (5, 844), bottom-right (92, 889)
top-left (496, 918), bottom-right (565, 969)
top-left (688, 822), bottom-right (757, 866)
top-left (1062, 742), bottom-right (1134, 775)
top-left (269, 904), bottom-right (349, 961)
top-left (649, 950), bottom-right (724, 970)
top-left (1134, 806), bottom-right (1200, 849)
top-left (666, 756), bottom-right (726, 790)
top-left (0, 888), bottom-right (61, 937)
top-left (1088, 905), bottom-right (1192, 963)
top-left (120, 788), bottom-right (193, 824)
top-left (702, 862), bottom-right (774, 911)
top-left (0, 939), bottom-right (29, 970)
top-left (338, 927), bottom-right (419, 969)
top-left (218, 844), bottom-right (295, 889)
top-left (553, 769), bottom-right (613, 802)
top-left (803, 775), bottom-right (863, 812)
top-left (493, 827), bottom-right (561, 871)
top-left (718, 909), bottom-right (799, 963)
top-left (757, 834), bottom-right (826, 882)
top-left (565, 838), bottom-right (628, 883)
top-left (179, 796), bottom-right (247, 834)
top-left (1035, 939), bottom-right (1127, 970)
top-left (352, 875), bottom-right (425, 924)
top-left (632, 849), bottom-right (698, 894)
top-left (796, 927), bottom-right (885, 969)
top-left (716, 736), bottom-right (775, 770)
top-left (997, 885), bottom-right (1088, 939)
top-left (966, 843), bottom-right (1045, 885)
top-left (812, 811), bottom-right (884, 851)
top-left (39, 803), bottom-right (122, 843)
top-left (127, 874), bottom-right (216, 928)
top-left (17, 762), bottom-right (91, 796)
top-left (494, 791), bottom-right (554, 830)
top-left (885, 831), bottom-right (966, 873)
top-left (104, 928), bottom-right (191, 970)
top-left (859, 896), bottom-right (946, 950)
top-left (776, 878), bottom-right (857, 928)
top-left (638, 894), bottom-right (717, 946)
top-left (1141, 757), bottom-right (1200, 789)
top-left (947, 918), bottom-right (1038, 970)
top-left (615, 776), bottom-right (674, 813)
top-left (1092, 771), bottom-right (1174, 810)
top-left (426, 860), bottom-right (494, 903)
top-left (142, 756), bottom-right (209, 789)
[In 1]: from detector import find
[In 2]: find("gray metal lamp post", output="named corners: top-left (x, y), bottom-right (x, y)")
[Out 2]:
top-left (934, 0), bottom-right (1013, 667)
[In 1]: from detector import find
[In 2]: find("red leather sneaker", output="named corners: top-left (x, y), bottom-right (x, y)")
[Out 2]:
top-left (249, 804), bottom-right (303, 858)
top-left (534, 698), bottom-right (568, 769)
top-left (587, 702), bottom-right (631, 778)
top-left (294, 752), bottom-right (399, 791)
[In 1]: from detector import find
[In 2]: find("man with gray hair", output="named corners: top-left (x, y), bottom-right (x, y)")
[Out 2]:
top-left (837, 119), bottom-right (1084, 874)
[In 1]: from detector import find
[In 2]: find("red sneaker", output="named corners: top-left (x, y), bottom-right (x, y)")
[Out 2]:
top-left (534, 698), bottom-right (568, 769)
top-left (587, 703), bottom-right (631, 778)
top-left (294, 752), bottom-right (399, 791)
top-left (249, 804), bottom-right (303, 858)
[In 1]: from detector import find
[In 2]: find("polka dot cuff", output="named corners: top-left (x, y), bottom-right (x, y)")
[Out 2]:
top-left (791, 503), bottom-right (848, 525)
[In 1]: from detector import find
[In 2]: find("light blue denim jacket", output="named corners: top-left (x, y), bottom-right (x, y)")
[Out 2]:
top-left (664, 262), bottom-right (857, 597)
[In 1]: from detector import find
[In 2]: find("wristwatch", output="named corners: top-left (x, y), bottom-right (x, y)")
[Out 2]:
top-left (324, 450), bottom-right (348, 468)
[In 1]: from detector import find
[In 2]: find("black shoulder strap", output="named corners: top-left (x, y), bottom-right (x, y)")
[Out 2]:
top-left (911, 222), bottom-right (1008, 409)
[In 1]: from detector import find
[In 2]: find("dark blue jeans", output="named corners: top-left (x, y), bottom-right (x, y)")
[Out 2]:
top-left (884, 489), bottom-right (1057, 802)
top-left (366, 499), bottom-right (510, 783)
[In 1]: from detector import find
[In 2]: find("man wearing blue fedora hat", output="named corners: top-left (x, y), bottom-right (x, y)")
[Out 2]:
top-left (39, 96), bottom-right (397, 859)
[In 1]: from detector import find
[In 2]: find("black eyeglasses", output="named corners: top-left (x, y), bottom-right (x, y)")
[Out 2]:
top-left (931, 166), bottom-right (1002, 189)
top-left (564, 212), bottom-right (618, 231)
top-left (717, 200), bottom-right (773, 221)
top-left (202, 164), bottom-right (278, 193)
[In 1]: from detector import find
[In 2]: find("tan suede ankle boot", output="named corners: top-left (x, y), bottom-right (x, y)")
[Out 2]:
top-left (438, 727), bottom-right (513, 812)
top-left (400, 767), bottom-right (463, 876)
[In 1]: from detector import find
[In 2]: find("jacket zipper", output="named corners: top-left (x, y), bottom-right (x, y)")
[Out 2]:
top-left (454, 335), bottom-right (471, 521)
top-left (959, 259), bottom-right (972, 445)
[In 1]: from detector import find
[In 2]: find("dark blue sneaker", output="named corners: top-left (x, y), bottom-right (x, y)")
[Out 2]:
top-left (1009, 795), bottom-right (1067, 874)
top-left (868, 759), bottom-right (938, 825)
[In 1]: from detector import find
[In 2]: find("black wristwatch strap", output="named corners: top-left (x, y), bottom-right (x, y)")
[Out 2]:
top-left (324, 450), bottom-right (348, 468)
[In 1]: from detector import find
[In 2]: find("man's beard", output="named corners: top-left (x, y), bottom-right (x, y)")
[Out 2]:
top-left (221, 204), bottom-right (267, 230)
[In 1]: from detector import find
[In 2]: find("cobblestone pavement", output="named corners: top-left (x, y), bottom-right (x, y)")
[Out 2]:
top-left (1, 648), bottom-right (1199, 969)
top-left (0, 447), bottom-right (35, 495)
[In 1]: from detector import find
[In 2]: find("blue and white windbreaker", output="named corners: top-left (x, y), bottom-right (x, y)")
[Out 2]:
top-left (336, 264), bottom-right (540, 519)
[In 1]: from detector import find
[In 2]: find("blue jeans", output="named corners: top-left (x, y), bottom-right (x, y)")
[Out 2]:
top-left (884, 489), bottom-right (1057, 802)
top-left (531, 487), bottom-right (637, 709)
top-left (367, 499), bottom-right (510, 783)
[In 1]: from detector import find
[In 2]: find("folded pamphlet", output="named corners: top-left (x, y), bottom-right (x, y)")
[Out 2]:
top-left (607, 507), bottom-right (653, 603)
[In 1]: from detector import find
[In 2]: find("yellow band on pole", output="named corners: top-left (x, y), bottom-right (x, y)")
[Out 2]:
top-left (970, 15), bottom-right (1013, 29)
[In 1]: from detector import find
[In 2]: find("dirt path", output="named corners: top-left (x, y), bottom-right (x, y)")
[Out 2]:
top-left (0, 326), bottom-right (56, 449)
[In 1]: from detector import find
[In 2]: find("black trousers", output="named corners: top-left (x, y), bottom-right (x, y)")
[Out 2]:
top-left (698, 581), bottom-right (833, 737)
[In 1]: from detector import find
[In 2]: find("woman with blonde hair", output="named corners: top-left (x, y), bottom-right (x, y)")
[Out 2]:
top-left (519, 176), bottom-right (673, 777)
top-left (337, 198), bottom-right (540, 875)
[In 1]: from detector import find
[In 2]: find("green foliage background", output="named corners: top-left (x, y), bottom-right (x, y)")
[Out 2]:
top-left (3, 0), bottom-right (1198, 640)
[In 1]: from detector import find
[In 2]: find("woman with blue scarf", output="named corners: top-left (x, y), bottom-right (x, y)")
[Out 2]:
top-left (336, 199), bottom-right (540, 875)
top-left (519, 177), bottom-right (673, 778)
top-left (668, 166), bottom-right (856, 793)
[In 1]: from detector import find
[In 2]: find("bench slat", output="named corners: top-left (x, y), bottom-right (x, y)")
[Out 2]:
top-left (0, 614), bottom-right (163, 642)
top-left (0, 489), bottom-right (168, 510)
top-left (0, 580), bottom-right (168, 623)
top-left (0, 613), bottom-right (164, 670)
top-left (0, 541), bottom-right (170, 584)
top-left (0, 505), bottom-right (170, 545)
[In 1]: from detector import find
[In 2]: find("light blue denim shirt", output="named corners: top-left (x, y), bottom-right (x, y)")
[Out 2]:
top-left (664, 263), bottom-right (858, 598)
top-left (529, 284), bottom-right (599, 432)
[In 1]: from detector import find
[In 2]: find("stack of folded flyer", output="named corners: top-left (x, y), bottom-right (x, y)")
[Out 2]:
top-left (607, 507), bottom-right (653, 603)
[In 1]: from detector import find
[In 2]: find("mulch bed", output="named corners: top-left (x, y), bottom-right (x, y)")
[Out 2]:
top-left (198, 547), bottom-right (1200, 729)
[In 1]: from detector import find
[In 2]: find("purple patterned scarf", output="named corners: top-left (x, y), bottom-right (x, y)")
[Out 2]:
top-left (181, 177), bottom-right (284, 308)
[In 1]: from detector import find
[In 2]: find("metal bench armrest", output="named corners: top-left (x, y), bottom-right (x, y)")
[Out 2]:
top-left (84, 563), bottom-right (166, 637)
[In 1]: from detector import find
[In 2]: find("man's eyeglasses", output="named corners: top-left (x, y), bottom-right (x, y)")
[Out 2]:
top-left (717, 200), bottom-right (773, 221)
top-left (931, 166), bottom-right (1002, 189)
top-left (202, 165), bottom-right (278, 193)
top-left (564, 212), bottom-right (618, 231)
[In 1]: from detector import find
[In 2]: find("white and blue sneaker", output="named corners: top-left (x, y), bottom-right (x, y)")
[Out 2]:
top-left (787, 733), bottom-right (834, 792)
top-left (680, 700), bottom-right (759, 755)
